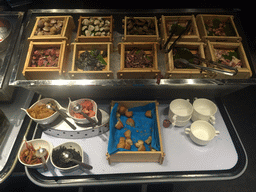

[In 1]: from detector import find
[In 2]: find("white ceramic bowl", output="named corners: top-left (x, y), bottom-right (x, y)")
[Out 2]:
top-left (67, 98), bottom-right (98, 124)
top-left (21, 98), bottom-right (62, 125)
top-left (171, 115), bottom-right (192, 127)
top-left (185, 120), bottom-right (220, 145)
top-left (18, 139), bottom-right (53, 169)
top-left (169, 99), bottom-right (193, 121)
top-left (50, 142), bottom-right (84, 172)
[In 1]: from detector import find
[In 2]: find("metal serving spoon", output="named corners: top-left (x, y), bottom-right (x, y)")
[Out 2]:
top-left (61, 151), bottom-right (93, 170)
top-left (71, 103), bottom-right (97, 126)
top-left (35, 148), bottom-right (48, 171)
top-left (46, 101), bottom-right (76, 130)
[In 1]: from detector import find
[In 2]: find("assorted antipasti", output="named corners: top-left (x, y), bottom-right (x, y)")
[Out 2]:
top-left (214, 49), bottom-right (242, 68)
top-left (30, 48), bottom-right (60, 67)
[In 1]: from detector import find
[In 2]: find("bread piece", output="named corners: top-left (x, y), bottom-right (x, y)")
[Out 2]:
top-left (124, 142), bottom-right (131, 150)
top-left (117, 137), bottom-right (126, 148)
top-left (145, 136), bottom-right (152, 145)
top-left (126, 138), bottom-right (133, 146)
top-left (124, 130), bottom-right (131, 139)
top-left (118, 105), bottom-right (127, 115)
top-left (135, 140), bottom-right (144, 148)
top-left (115, 120), bottom-right (124, 130)
top-left (126, 118), bottom-right (135, 127)
top-left (138, 144), bottom-right (146, 151)
top-left (145, 110), bottom-right (152, 118)
top-left (125, 111), bottom-right (133, 118)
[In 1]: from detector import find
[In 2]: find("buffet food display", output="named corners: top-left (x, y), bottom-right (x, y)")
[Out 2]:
top-left (19, 14), bottom-right (252, 80)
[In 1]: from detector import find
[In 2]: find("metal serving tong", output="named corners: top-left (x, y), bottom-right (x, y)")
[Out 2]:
top-left (174, 48), bottom-right (238, 76)
top-left (162, 20), bottom-right (192, 53)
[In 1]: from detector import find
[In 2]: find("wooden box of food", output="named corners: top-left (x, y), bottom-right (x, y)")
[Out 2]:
top-left (196, 14), bottom-right (241, 42)
top-left (205, 41), bottom-right (252, 79)
top-left (117, 42), bottom-right (161, 79)
top-left (106, 100), bottom-right (165, 164)
top-left (28, 16), bottom-right (75, 43)
top-left (160, 15), bottom-right (200, 43)
top-left (22, 41), bottom-right (68, 80)
top-left (122, 16), bottom-right (160, 42)
top-left (68, 42), bottom-right (113, 79)
top-left (75, 16), bottom-right (113, 42)
top-left (165, 42), bottom-right (207, 79)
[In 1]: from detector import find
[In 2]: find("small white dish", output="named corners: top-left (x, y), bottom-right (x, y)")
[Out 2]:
top-left (21, 98), bottom-right (64, 125)
top-left (18, 139), bottom-right (53, 169)
top-left (168, 99), bottom-right (193, 122)
top-left (50, 141), bottom-right (84, 172)
top-left (67, 98), bottom-right (98, 124)
top-left (185, 120), bottom-right (220, 145)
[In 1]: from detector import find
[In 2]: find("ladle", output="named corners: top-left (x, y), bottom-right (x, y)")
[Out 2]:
top-left (46, 101), bottom-right (76, 130)
top-left (61, 151), bottom-right (93, 170)
top-left (71, 103), bottom-right (97, 126)
top-left (35, 148), bottom-right (48, 171)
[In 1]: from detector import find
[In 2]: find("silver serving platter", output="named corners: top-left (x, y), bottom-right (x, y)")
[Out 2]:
top-left (37, 109), bottom-right (109, 139)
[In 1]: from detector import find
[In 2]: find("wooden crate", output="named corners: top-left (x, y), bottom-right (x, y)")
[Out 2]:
top-left (75, 16), bottom-right (113, 42)
top-left (122, 16), bottom-right (160, 42)
top-left (68, 42), bottom-right (113, 79)
top-left (205, 41), bottom-right (252, 79)
top-left (22, 41), bottom-right (68, 80)
top-left (28, 16), bottom-right (75, 44)
top-left (165, 42), bottom-right (207, 79)
top-left (117, 42), bottom-right (161, 79)
top-left (106, 100), bottom-right (165, 164)
top-left (196, 14), bottom-right (241, 42)
top-left (160, 15), bottom-right (200, 44)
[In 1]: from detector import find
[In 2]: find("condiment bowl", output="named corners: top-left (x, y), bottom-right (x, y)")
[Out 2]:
top-left (185, 120), bottom-right (220, 145)
top-left (18, 139), bottom-right (53, 169)
top-left (50, 141), bottom-right (84, 172)
top-left (67, 98), bottom-right (98, 125)
top-left (21, 98), bottom-right (63, 125)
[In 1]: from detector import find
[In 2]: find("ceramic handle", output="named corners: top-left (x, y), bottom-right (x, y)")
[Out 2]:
top-left (209, 116), bottom-right (216, 125)
top-left (184, 128), bottom-right (191, 134)
top-left (215, 130), bottom-right (220, 136)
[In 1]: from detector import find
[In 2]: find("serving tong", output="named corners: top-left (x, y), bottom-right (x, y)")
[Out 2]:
top-left (162, 20), bottom-right (238, 76)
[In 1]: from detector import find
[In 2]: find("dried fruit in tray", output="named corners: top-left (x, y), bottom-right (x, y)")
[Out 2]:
top-left (125, 49), bottom-right (153, 68)
top-left (81, 17), bottom-right (111, 37)
top-left (35, 18), bottom-right (64, 36)
top-left (126, 18), bottom-right (156, 35)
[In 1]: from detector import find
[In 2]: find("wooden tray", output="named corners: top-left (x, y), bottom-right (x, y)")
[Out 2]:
top-left (68, 42), bottom-right (113, 79)
top-left (196, 14), bottom-right (241, 42)
top-left (75, 16), bottom-right (113, 42)
top-left (205, 41), bottom-right (252, 79)
top-left (165, 42), bottom-right (207, 79)
top-left (160, 15), bottom-right (200, 43)
top-left (28, 16), bottom-right (75, 43)
top-left (106, 100), bottom-right (165, 164)
top-left (122, 16), bottom-right (160, 42)
top-left (22, 41), bottom-right (68, 80)
top-left (117, 42), bottom-right (161, 79)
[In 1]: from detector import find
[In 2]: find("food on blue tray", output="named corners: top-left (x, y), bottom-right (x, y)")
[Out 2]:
top-left (81, 17), bottom-right (110, 37)
top-left (118, 105), bottom-right (127, 115)
top-left (75, 49), bottom-right (107, 71)
top-left (126, 118), bottom-right (135, 127)
top-left (125, 111), bottom-right (133, 118)
top-left (135, 140), bottom-right (146, 151)
top-left (214, 49), bottom-right (242, 68)
top-left (115, 120), bottom-right (124, 130)
top-left (117, 137), bottom-right (126, 149)
top-left (127, 18), bottom-right (155, 35)
top-left (30, 48), bottom-right (60, 67)
top-left (35, 18), bottom-right (64, 36)
top-left (145, 136), bottom-right (152, 145)
top-left (204, 18), bottom-right (236, 36)
top-left (145, 110), bottom-right (152, 118)
top-left (27, 104), bottom-right (55, 119)
top-left (125, 49), bottom-right (153, 68)
top-left (124, 130), bottom-right (131, 139)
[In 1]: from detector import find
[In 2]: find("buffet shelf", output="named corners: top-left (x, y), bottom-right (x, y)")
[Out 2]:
top-left (8, 9), bottom-right (256, 99)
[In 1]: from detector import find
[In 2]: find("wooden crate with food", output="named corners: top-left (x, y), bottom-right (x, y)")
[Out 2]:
top-left (75, 16), bottom-right (113, 42)
top-left (117, 42), bottom-right (161, 79)
top-left (106, 100), bottom-right (165, 164)
top-left (22, 41), bottom-right (68, 80)
top-left (68, 42), bottom-right (113, 79)
top-left (165, 42), bottom-right (207, 79)
top-left (196, 14), bottom-right (241, 42)
top-left (160, 15), bottom-right (200, 43)
top-left (205, 41), bottom-right (252, 79)
top-left (122, 16), bottom-right (160, 42)
top-left (28, 16), bottom-right (75, 43)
